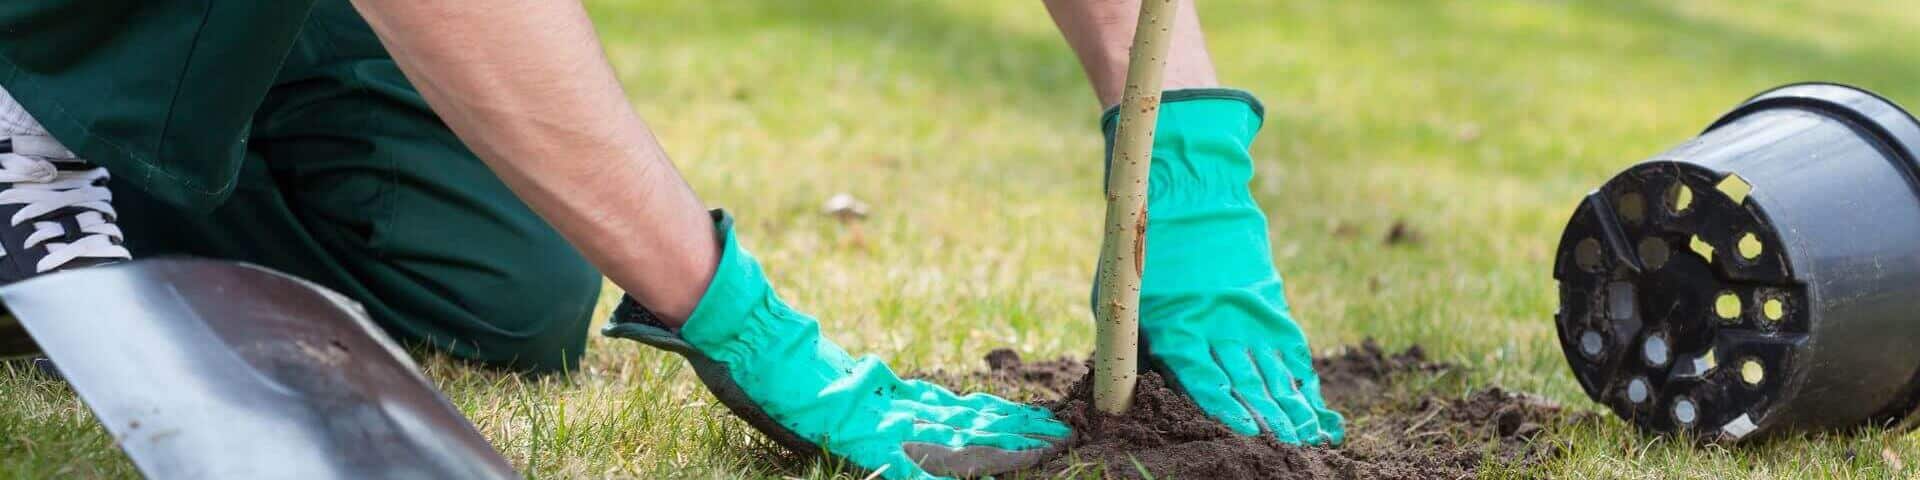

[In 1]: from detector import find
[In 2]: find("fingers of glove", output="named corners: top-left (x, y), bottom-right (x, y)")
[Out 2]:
top-left (809, 356), bottom-right (909, 409)
top-left (1278, 347), bottom-right (1347, 444)
top-left (898, 401), bottom-right (989, 428)
top-left (1213, 347), bottom-right (1298, 442)
top-left (905, 421), bottom-right (1056, 452)
top-left (892, 379), bottom-right (1067, 438)
top-left (856, 417), bottom-right (1052, 479)
top-left (1315, 406), bottom-right (1348, 445)
top-left (897, 379), bottom-right (1053, 418)
top-left (897, 400), bottom-right (1071, 440)
top-left (1159, 348), bottom-right (1262, 436)
top-left (1253, 348), bottom-right (1327, 444)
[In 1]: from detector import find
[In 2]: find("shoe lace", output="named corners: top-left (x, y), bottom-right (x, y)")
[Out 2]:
top-left (0, 143), bottom-right (130, 272)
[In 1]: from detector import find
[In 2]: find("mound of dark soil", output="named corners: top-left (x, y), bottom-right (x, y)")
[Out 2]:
top-left (917, 340), bottom-right (1583, 479)
top-left (915, 348), bottom-right (1087, 403)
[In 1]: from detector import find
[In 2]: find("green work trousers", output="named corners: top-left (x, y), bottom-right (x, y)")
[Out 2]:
top-left (0, 1), bottom-right (601, 373)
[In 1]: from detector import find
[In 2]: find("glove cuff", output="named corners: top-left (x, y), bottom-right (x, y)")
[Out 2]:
top-left (605, 209), bottom-right (797, 365)
top-left (1101, 88), bottom-right (1266, 209)
top-left (1099, 88), bottom-right (1265, 134)
top-left (673, 210), bottom-right (814, 365)
top-left (601, 210), bottom-right (838, 468)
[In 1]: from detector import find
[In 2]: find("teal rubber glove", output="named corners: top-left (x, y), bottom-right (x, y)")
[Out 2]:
top-left (605, 211), bottom-right (1069, 479)
top-left (1098, 89), bottom-right (1344, 444)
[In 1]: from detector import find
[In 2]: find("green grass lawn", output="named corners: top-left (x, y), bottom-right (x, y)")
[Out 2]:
top-left (4, 1), bottom-right (1920, 478)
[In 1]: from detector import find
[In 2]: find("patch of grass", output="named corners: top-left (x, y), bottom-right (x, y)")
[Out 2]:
top-left (2, 0), bottom-right (1917, 478)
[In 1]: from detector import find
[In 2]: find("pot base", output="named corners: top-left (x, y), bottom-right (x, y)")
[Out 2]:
top-left (1555, 161), bottom-right (1806, 442)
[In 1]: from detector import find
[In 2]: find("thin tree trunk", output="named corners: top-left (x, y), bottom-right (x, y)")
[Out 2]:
top-left (1094, 0), bottom-right (1178, 415)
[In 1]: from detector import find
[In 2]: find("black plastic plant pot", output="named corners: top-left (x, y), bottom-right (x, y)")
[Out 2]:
top-left (1553, 83), bottom-right (1920, 442)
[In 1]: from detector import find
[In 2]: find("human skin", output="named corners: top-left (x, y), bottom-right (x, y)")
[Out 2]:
top-left (1043, 0), bottom-right (1220, 108)
top-left (342, 0), bottom-right (1220, 330)
top-left (348, 0), bottom-right (715, 325)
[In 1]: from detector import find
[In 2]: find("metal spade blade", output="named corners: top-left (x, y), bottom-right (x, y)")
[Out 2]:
top-left (0, 258), bottom-right (517, 479)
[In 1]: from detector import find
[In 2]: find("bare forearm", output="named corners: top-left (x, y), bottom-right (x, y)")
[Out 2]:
top-left (349, 0), bottom-right (714, 323)
top-left (1044, 0), bottom-right (1219, 108)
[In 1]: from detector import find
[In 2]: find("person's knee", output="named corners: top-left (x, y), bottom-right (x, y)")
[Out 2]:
top-left (425, 250), bottom-right (604, 374)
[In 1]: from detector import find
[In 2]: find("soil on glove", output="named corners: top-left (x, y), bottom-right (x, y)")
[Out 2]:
top-left (916, 340), bottom-right (1585, 479)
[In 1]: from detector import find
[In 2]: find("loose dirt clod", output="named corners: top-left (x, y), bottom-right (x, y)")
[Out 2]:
top-left (917, 340), bottom-right (1582, 479)
top-left (1385, 220), bottom-right (1422, 246)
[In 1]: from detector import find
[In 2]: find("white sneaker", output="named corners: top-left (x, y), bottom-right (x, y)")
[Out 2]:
top-left (0, 88), bottom-right (130, 281)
